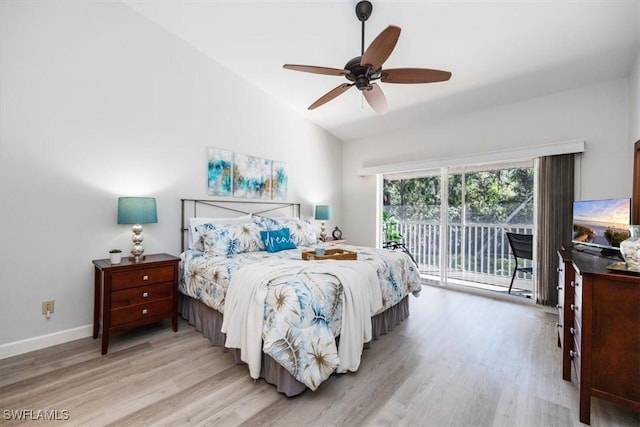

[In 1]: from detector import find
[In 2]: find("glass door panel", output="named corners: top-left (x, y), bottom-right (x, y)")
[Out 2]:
top-left (383, 173), bottom-right (441, 278)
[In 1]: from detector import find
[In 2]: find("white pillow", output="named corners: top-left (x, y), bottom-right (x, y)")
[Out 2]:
top-left (188, 215), bottom-right (252, 250)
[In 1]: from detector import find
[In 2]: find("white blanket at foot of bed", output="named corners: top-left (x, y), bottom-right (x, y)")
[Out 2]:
top-left (221, 259), bottom-right (382, 388)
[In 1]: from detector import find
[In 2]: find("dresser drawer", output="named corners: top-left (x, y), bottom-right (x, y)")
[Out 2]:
top-left (571, 339), bottom-right (581, 382)
top-left (111, 297), bottom-right (173, 327)
top-left (111, 282), bottom-right (174, 309)
top-left (573, 273), bottom-right (583, 304)
top-left (570, 318), bottom-right (581, 349)
top-left (111, 265), bottom-right (175, 290)
top-left (570, 299), bottom-right (581, 328)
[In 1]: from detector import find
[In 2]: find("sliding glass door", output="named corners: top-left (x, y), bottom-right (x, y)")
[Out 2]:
top-left (383, 161), bottom-right (535, 296)
top-left (383, 172), bottom-right (441, 278)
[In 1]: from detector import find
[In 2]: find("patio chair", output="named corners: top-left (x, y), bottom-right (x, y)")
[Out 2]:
top-left (506, 232), bottom-right (533, 294)
top-left (383, 241), bottom-right (418, 267)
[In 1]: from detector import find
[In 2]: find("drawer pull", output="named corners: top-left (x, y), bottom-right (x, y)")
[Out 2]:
top-left (142, 292), bottom-right (149, 298)
top-left (142, 308), bottom-right (148, 315)
top-left (571, 303), bottom-right (578, 311)
top-left (557, 267), bottom-right (562, 273)
top-left (569, 350), bottom-right (576, 359)
top-left (142, 275), bottom-right (149, 281)
top-left (556, 304), bottom-right (562, 309)
top-left (556, 323), bottom-right (562, 328)
top-left (570, 327), bottom-right (575, 335)
top-left (570, 280), bottom-right (575, 288)
top-left (556, 285), bottom-right (563, 291)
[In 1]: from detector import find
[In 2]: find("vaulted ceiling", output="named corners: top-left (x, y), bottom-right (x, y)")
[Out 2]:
top-left (125, 1), bottom-right (640, 141)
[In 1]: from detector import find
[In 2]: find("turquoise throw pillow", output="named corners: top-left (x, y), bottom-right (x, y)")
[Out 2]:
top-left (260, 228), bottom-right (297, 252)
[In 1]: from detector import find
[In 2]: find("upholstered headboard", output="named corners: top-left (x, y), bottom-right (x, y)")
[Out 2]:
top-left (180, 199), bottom-right (301, 252)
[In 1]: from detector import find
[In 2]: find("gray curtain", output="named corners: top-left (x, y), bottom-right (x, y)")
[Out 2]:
top-left (536, 154), bottom-right (575, 306)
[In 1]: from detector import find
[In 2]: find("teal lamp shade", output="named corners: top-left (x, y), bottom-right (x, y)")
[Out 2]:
top-left (117, 197), bottom-right (157, 261)
top-left (117, 197), bottom-right (157, 225)
top-left (315, 205), bottom-right (332, 241)
top-left (314, 205), bottom-right (332, 221)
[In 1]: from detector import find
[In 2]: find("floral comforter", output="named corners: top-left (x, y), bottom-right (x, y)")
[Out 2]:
top-left (179, 244), bottom-right (421, 390)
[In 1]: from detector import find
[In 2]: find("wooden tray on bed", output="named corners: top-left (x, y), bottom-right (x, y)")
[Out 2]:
top-left (301, 248), bottom-right (357, 261)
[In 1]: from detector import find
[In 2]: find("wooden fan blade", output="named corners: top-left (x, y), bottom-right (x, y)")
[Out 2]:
top-left (283, 64), bottom-right (350, 76)
top-left (381, 68), bottom-right (452, 84)
top-left (361, 25), bottom-right (401, 69)
top-left (363, 83), bottom-right (388, 114)
top-left (308, 83), bottom-right (354, 110)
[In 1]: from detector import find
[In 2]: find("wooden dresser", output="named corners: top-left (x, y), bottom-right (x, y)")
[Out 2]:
top-left (557, 249), bottom-right (640, 424)
top-left (92, 253), bottom-right (179, 354)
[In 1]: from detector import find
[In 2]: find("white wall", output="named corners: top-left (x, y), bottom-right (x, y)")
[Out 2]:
top-left (343, 79), bottom-right (632, 247)
top-left (0, 1), bottom-right (343, 354)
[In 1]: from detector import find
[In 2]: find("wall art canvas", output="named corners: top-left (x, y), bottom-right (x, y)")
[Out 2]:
top-left (207, 148), bottom-right (233, 196)
top-left (233, 153), bottom-right (272, 199)
top-left (271, 160), bottom-right (288, 200)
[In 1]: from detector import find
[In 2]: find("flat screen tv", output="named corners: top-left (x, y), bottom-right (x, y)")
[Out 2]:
top-left (572, 198), bottom-right (631, 255)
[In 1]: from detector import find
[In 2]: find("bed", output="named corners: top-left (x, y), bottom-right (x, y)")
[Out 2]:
top-left (178, 199), bottom-right (421, 396)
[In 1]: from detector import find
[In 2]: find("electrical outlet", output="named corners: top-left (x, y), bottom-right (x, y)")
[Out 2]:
top-left (42, 300), bottom-right (55, 316)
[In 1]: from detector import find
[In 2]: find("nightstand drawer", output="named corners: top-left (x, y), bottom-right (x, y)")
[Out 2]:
top-left (111, 265), bottom-right (175, 290)
top-left (111, 282), bottom-right (174, 309)
top-left (111, 297), bottom-right (173, 327)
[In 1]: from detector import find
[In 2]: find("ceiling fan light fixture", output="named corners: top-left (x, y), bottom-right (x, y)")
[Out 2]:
top-left (355, 1), bottom-right (373, 22)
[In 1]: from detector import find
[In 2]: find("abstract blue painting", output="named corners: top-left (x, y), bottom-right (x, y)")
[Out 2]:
top-left (271, 160), bottom-right (288, 200)
top-left (207, 148), bottom-right (232, 196)
top-left (233, 153), bottom-right (272, 199)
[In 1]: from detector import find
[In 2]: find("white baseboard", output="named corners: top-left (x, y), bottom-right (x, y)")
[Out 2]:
top-left (0, 325), bottom-right (93, 359)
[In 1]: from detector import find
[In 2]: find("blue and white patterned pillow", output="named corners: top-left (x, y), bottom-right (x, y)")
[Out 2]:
top-left (194, 222), bottom-right (264, 256)
top-left (225, 222), bottom-right (264, 252)
top-left (194, 223), bottom-right (237, 256)
top-left (254, 217), bottom-right (317, 246)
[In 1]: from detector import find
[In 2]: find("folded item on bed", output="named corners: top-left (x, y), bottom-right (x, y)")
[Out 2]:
top-left (221, 259), bottom-right (382, 389)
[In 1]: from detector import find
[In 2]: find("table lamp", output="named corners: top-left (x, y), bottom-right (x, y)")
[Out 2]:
top-left (117, 197), bottom-right (157, 261)
top-left (315, 205), bottom-right (332, 241)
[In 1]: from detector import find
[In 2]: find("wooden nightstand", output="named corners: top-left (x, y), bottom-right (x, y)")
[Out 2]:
top-left (92, 253), bottom-right (179, 354)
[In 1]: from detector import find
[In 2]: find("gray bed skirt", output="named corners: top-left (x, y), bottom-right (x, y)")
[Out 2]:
top-left (178, 294), bottom-right (410, 396)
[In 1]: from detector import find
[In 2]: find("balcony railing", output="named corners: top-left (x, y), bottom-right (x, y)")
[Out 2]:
top-left (393, 220), bottom-right (534, 288)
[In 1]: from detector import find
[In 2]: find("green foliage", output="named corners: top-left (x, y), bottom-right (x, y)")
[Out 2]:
top-left (109, 249), bottom-right (122, 253)
top-left (384, 167), bottom-right (534, 224)
top-left (382, 211), bottom-right (403, 242)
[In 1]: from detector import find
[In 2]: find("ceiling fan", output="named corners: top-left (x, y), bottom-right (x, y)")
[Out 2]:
top-left (283, 1), bottom-right (452, 114)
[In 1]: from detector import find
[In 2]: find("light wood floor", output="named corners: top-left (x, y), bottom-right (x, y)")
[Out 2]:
top-left (1, 285), bottom-right (638, 426)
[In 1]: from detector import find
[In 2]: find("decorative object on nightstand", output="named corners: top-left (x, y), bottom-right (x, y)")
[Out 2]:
top-left (117, 197), bottom-right (157, 261)
top-left (332, 226), bottom-right (342, 240)
top-left (108, 249), bottom-right (122, 264)
top-left (314, 204), bottom-right (332, 241)
top-left (92, 253), bottom-right (179, 354)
